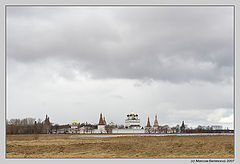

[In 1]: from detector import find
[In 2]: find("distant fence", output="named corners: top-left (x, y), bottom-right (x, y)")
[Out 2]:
top-left (185, 129), bottom-right (234, 133)
top-left (112, 129), bottom-right (145, 133)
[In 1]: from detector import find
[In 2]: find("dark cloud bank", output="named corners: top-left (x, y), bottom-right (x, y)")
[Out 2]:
top-left (7, 6), bottom-right (234, 83)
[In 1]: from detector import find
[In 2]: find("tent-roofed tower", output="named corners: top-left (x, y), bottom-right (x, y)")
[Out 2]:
top-left (98, 113), bottom-right (104, 125)
top-left (146, 117), bottom-right (151, 127)
top-left (153, 114), bottom-right (159, 133)
top-left (153, 115), bottom-right (158, 127)
top-left (98, 113), bottom-right (106, 133)
top-left (145, 116), bottom-right (152, 133)
top-left (42, 114), bottom-right (51, 134)
top-left (44, 114), bottom-right (50, 125)
top-left (103, 116), bottom-right (106, 125)
top-left (180, 121), bottom-right (185, 133)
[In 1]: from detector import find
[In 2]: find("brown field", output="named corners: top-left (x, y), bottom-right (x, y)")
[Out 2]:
top-left (6, 134), bottom-right (234, 158)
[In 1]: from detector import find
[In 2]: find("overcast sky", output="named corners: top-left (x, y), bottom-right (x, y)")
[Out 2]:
top-left (6, 6), bottom-right (234, 129)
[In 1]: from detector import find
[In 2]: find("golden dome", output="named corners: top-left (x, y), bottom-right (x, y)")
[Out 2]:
top-left (72, 121), bottom-right (77, 125)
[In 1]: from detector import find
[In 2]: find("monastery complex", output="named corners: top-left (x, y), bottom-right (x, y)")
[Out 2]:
top-left (49, 112), bottom-right (188, 134)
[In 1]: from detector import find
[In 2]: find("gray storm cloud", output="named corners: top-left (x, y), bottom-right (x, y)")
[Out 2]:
top-left (7, 6), bottom-right (233, 83)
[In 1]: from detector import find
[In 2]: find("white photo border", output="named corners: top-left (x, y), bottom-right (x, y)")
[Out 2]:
top-left (0, 0), bottom-right (239, 164)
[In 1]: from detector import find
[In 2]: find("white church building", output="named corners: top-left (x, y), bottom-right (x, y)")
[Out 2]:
top-left (112, 112), bottom-right (145, 133)
top-left (125, 112), bottom-right (141, 129)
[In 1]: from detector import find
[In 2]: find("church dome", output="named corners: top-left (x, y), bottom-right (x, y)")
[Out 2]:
top-left (72, 121), bottom-right (77, 125)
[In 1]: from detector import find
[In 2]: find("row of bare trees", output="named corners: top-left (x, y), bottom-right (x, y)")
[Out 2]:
top-left (6, 118), bottom-right (50, 134)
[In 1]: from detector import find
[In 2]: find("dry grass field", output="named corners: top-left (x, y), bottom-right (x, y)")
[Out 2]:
top-left (6, 134), bottom-right (234, 158)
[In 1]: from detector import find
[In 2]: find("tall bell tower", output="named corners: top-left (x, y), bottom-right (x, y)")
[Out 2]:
top-left (153, 114), bottom-right (159, 133)
top-left (98, 113), bottom-right (106, 133)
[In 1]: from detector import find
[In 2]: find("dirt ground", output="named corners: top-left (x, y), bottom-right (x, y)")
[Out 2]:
top-left (6, 134), bottom-right (234, 158)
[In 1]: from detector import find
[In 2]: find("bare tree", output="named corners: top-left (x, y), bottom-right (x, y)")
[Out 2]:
top-left (6, 117), bottom-right (49, 134)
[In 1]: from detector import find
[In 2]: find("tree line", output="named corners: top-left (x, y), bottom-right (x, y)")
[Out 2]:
top-left (6, 118), bottom-right (50, 134)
